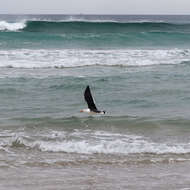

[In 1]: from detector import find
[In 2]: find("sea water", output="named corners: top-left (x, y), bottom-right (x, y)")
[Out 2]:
top-left (1, 15), bottom-right (190, 189)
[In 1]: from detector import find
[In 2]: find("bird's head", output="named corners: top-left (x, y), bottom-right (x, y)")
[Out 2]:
top-left (101, 111), bottom-right (106, 114)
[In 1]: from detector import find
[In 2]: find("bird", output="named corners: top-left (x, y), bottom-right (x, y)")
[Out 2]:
top-left (80, 85), bottom-right (106, 114)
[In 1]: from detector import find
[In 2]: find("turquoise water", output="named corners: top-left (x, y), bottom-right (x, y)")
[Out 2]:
top-left (1, 15), bottom-right (190, 189)
top-left (2, 18), bottom-right (190, 49)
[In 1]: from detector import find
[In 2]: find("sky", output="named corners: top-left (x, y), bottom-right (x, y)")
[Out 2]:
top-left (0, 0), bottom-right (190, 14)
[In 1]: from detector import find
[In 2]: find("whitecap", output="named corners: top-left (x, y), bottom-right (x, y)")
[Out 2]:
top-left (0, 48), bottom-right (189, 68)
top-left (0, 21), bottom-right (26, 31)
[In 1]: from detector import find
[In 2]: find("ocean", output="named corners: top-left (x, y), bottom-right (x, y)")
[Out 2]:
top-left (1, 14), bottom-right (190, 189)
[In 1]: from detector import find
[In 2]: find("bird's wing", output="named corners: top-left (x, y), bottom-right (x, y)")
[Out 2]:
top-left (84, 86), bottom-right (98, 111)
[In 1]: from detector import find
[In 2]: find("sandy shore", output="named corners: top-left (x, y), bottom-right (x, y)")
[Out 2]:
top-left (1, 161), bottom-right (190, 190)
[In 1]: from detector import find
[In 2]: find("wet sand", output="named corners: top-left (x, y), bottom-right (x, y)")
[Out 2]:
top-left (1, 161), bottom-right (190, 190)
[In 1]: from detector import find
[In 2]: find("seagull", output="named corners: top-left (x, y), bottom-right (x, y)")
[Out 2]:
top-left (80, 86), bottom-right (106, 114)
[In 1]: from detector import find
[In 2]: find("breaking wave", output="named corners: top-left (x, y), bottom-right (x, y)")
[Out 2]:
top-left (0, 21), bottom-right (26, 31)
top-left (5, 132), bottom-right (190, 155)
top-left (0, 49), bottom-right (189, 68)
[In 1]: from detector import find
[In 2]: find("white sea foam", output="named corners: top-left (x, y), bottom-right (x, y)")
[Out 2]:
top-left (0, 49), bottom-right (189, 68)
top-left (6, 131), bottom-right (190, 155)
top-left (0, 21), bottom-right (26, 31)
top-left (32, 139), bottom-right (190, 155)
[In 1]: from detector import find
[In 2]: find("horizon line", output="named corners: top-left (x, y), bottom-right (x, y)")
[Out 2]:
top-left (0, 13), bottom-right (190, 16)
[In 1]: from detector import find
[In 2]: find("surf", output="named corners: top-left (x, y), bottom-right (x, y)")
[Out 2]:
top-left (0, 49), bottom-right (189, 68)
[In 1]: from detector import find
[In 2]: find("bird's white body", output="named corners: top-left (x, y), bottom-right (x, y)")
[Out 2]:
top-left (80, 108), bottom-right (105, 115)
top-left (80, 108), bottom-right (91, 113)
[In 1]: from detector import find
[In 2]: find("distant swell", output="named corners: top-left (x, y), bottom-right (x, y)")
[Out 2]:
top-left (23, 20), bottom-right (190, 33)
top-left (1, 20), bottom-right (190, 49)
top-left (1, 20), bottom-right (190, 33)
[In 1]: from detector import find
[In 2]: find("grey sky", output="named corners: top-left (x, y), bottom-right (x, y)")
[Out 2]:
top-left (1, 0), bottom-right (190, 14)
